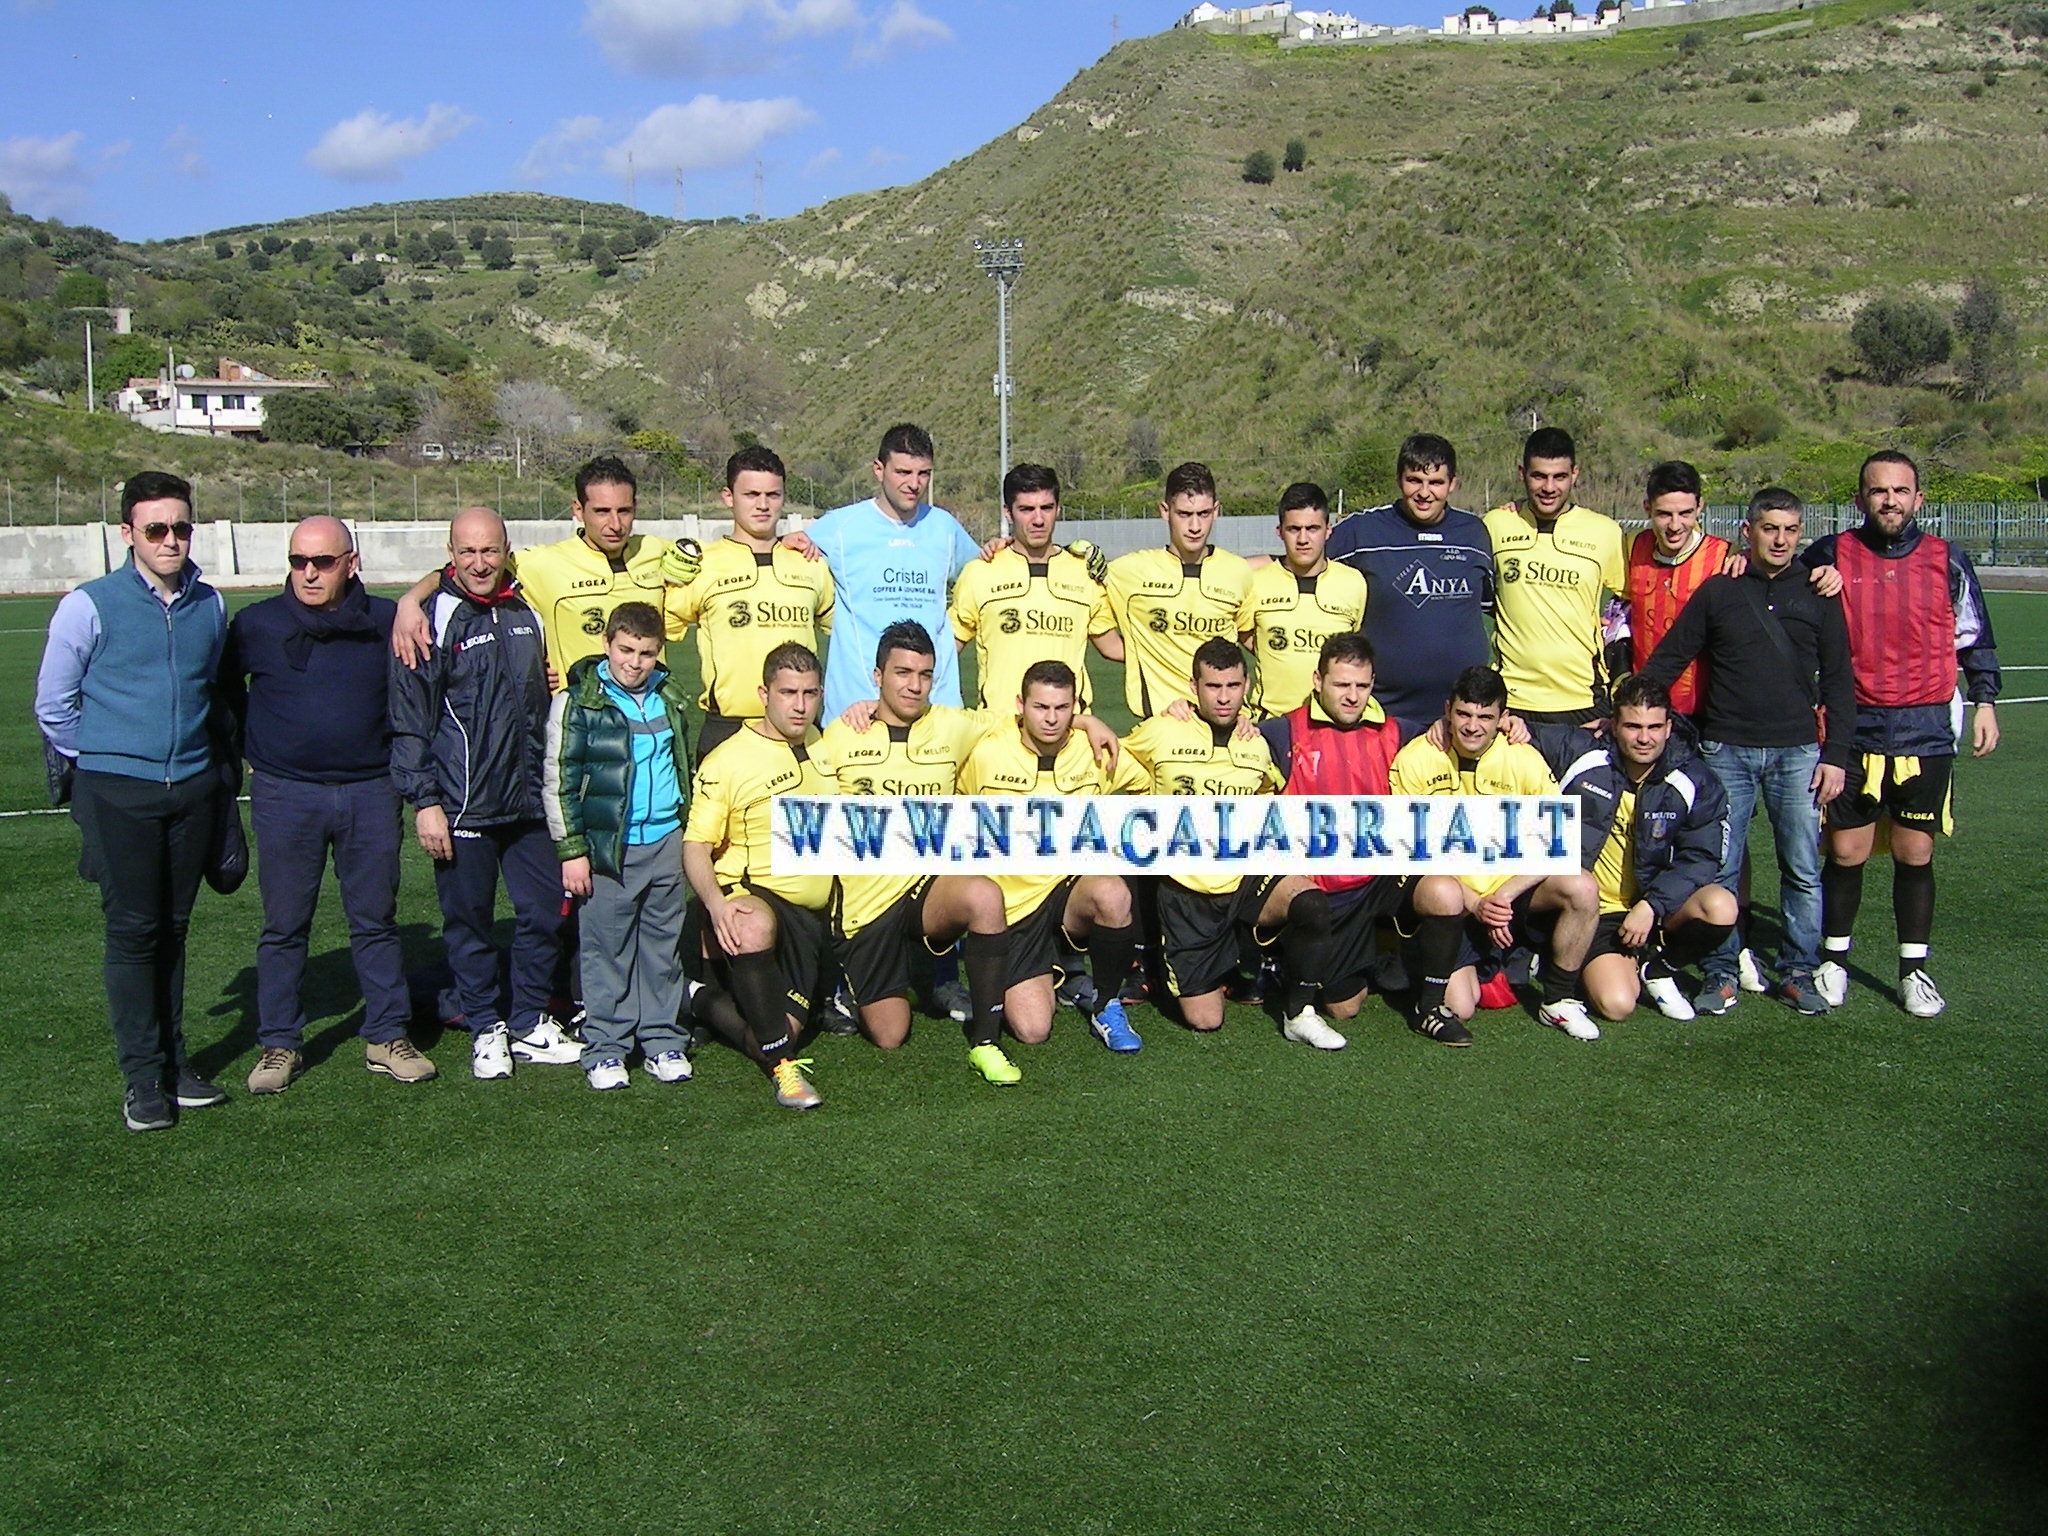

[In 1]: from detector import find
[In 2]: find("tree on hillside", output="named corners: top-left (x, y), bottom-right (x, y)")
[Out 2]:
top-left (1851, 296), bottom-right (1952, 386)
top-left (496, 379), bottom-right (581, 444)
top-left (213, 239), bottom-right (234, 260)
top-left (1243, 149), bottom-right (1277, 185)
top-left (1954, 279), bottom-right (2020, 402)
top-left (1126, 418), bottom-right (1163, 482)
top-left (55, 269), bottom-right (109, 308)
top-left (593, 244), bottom-right (620, 277)
top-left (663, 330), bottom-right (788, 434)
top-left (481, 236), bottom-right (515, 270)
top-left (1283, 138), bottom-right (1308, 173)
top-left (427, 229), bottom-right (457, 255)
top-left (264, 390), bottom-right (362, 449)
top-left (260, 234), bottom-right (286, 256)
top-left (291, 238), bottom-right (315, 264)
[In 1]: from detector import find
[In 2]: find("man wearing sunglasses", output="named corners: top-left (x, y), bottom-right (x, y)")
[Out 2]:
top-left (217, 517), bottom-right (435, 1095)
top-left (35, 471), bottom-right (231, 1133)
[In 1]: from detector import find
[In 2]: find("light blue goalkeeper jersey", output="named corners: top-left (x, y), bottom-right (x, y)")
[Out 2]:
top-left (809, 496), bottom-right (980, 717)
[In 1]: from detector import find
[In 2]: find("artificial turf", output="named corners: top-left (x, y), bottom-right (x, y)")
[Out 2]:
top-left (1, 590), bottom-right (2044, 1535)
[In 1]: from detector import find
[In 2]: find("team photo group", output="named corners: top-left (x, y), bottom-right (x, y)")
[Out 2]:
top-left (33, 421), bottom-right (2002, 1131)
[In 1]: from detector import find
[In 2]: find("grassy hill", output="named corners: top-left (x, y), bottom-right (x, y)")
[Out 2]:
top-left (2, 0), bottom-right (2045, 518)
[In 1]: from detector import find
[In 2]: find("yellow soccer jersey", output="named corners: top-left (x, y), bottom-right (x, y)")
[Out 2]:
top-left (1243, 560), bottom-right (1368, 717)
top-left (1390, 731), bottom-right (1559, 896)
top-left (1483, 504), bottom-right (1627, 715)
top-left (958, 724), bottom-right (1150, 922)
top-left (1123, 713), bottom-right (1284, 896)
top-left (1104, 546), bottom-right (1255, 718)
top-left (509, 531), bottom-right (676, 679)
top-left (823, 705), bottom-right (1003, 935)
top-left (1592, 783), bottom-right (1641, 916)
top-left (949, 547), bottom-right (1116, 714)
top-left (666, 538), bottom-right (835, 718)
top-left (684, 723), bottom-right (838, 911)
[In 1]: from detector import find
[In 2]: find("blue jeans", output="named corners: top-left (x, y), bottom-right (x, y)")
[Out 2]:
top-left (1697, 740), bottom-right (1822, 984)
top-left (249, 772), bottom-right (410, 1048)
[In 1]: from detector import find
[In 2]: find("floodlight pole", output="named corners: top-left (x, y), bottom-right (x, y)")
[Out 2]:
top-left (971, 237), bottom-right (1024, 529)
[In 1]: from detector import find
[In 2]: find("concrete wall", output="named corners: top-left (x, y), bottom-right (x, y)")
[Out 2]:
top-left (1621, 0), bottom-right (1811, 29)
top-left (0, 516), bottom-right (749, 595)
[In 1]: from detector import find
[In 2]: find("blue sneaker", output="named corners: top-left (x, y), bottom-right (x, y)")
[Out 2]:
top-left (1090, 998), bottom-right (1143, 1054)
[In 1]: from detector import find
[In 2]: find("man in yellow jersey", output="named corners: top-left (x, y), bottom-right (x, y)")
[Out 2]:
top-left (824, 620), bottom-right (1020, 1084)
top-left (1104, 461), bottom-right (1256, 718)
top-left (665, 445), bottom-right (834, 761)
top-left (1525, 675), bottom-right (1737, 1024)
top-left (1242, 481), bottom-right (1367, 717)
top-left (950, 463), bottom-right (1123, 713)
top-left (391, 454), bottom-right (703, 682)
top-left (1123, 638), bottom-right (1346, 1047)
top-left (958, 659), bottom-right (1150, 1054)
top-left (1485, 428), bottom-right (1626, 725)
top-left (682, 643), bottom-right (838, 1111)
top-left (1391, 665), bottom-right (1602, 1044)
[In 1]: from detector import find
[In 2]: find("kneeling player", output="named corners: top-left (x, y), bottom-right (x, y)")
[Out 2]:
top-left (1260, 632), bottom-right (1406, 1027)
top-left (1124, 638), bottom-right (1344, 1047)
top-left (682, 644), bottom-right (838, 1110)
top-left (825, 621), bottom-right (1018, 1083)
top-left (1391, 666), bottom-right (1602, 1044)
top-left (1528, 674), bottom-right (1738, 1022)
top-left (959, 660), bottom-right (1151, 1053)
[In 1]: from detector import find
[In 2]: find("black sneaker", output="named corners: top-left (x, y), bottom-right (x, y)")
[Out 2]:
top-left (1118, 968), bottom-right (1149, 1006)
top-left (814, 986), bottom-right (860, 1037)
top-left (1409, 1006), bottom-right (1474, 1047)
top-left (1226, 968), bottom-right (1271, 1006)
top-left (124, 1084), bottom-right (175, 1132)
top-left (1778, 977), bottom-right (1830, 1017)
top-left (172, 1070), bottom-right (228, 1109)
top-left (1055, 971), bottom-right (1099, 1016)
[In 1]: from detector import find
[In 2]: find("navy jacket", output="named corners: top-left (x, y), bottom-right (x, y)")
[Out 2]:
top-left (1531, 726), bottom-right (1730, 922)
top-left (219, 580), bottom-right (397, 784)
top-left (388, 574), bottom-right (550, 827)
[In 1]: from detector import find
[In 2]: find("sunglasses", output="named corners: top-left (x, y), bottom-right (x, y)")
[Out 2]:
top-left (288, 552), bottom-right (347, 572)
top-left (139, 521), bottom-right (195, 543)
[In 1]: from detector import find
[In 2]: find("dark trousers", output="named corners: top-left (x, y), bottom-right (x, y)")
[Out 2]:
top-left (433, 819), bottom-right (566, 1036)
top-left (72, 768), bottom-right (219, 1090)
top-left (250, 772), bottom-right (410, 1048)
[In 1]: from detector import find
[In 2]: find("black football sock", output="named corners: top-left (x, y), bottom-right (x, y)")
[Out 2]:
top-left (1278, 888), bottom-right (1332, 1015)
top-left (1415, 913), bottom-right (1464, 1017)
top-left (960, 930), bottom-right (1009, 1049)
top-left (1540, 955), bottom-right (1583, 1008)
top-left (1663, 921), bottom-right (1735, 972)
top-left (1895, 861), bottom-right (1935, 974)
top-left (1089, 922), bottom-right (1140, 1005)
top-left (729, 950), bottom-right (794, 1064)
top-left (1822, 858), bottom-right (1864, 953)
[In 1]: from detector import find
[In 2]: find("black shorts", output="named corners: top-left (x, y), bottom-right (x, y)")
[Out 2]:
top-left (1583, 911), bottom-right (1638, 966)
top-left (1826, 754), bottom-right (1954, 834)
top-left (1007, 877), bottom-right (1079, 989)
top-left (1321, 879), bottom-right (1406, 1003)
top-left (695, 712), bottom-right (746, 766)
top-left (834, 878), bottom-right (948, 1008)
top-left (691, 884), bottom-right (829, 1020)
top-left (1394, 879), bottom-right (1541, 974)
top-left (1519, 703), bottom-right (1605, 728)
top-left (1157, 874), bottom-right (1283, 1000)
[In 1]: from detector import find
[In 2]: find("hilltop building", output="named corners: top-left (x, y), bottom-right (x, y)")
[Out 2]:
top-left (1180, 0), bottom-right (1813, 45)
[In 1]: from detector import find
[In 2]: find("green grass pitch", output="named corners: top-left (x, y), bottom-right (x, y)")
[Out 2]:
top-left (2, 590), bottom-right (2045, 1534)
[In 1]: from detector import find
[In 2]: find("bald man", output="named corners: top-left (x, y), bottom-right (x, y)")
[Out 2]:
top-left (389, 509), bottom-right (577, 1081)
top-left (220, 516), bottom-right (435, 1092)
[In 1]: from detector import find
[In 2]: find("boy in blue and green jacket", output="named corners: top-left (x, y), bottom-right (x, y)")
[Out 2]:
top-left (543, 602), bottom-right (694, 1090)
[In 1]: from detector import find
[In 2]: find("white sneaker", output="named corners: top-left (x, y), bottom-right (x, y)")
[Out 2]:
top-left (1538, 999), bottom-right (1601, 1041)
top-left (471, 1023), bottom-right (513, 1080)
top-left (511, 1018), bottom-right (582, 1065)
top-left (586, 1058), bottom-right (629, 1091)
top-left (643, 1049), bottom-right (694, 1083)
top-left (1643, 972), bottom-right (1697, 1022)
top-left (1738, 948), bottom-right (1768, 993)
top-left (1814, 960), bottom-right (1849, 1009)
top-left (1281, 1007), bottom-right (1347, 1051)
top-left (1901, 969), bottom-right (1946, 1018)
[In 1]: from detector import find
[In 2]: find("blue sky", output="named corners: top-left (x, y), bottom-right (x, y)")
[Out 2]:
top-left (0, 0), bottom-right (1452, 242)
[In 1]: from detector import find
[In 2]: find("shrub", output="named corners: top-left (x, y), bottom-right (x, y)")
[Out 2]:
top-left (1283, 138), bottom-right (1308, 173)
top-left (1243, 149), bottom-right (1277, 185)
top-left (1850, 296), bottom-right (1952, 385)
top-left (1717, 400), bottom-right (1784, 449)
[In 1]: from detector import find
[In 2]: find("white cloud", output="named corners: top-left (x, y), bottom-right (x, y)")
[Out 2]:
top-left (603, 97), bottom-right (814, 177)
top-left (165, 126), bottom-right (207, 180)
top-left (873, 0), bottom-right (950, 49)
top-left (305, 103), bottom-right (477, 183)
top-left (864, 145), bottom-right (903, 169)
top-left (584, 0), bottom-right (862, 75)
top-left (519, 115), bottom-right (606, 182)
top-left (0, 130), bottom-right (89, 217)
top-left (803, 146), bottom-right (841, 176)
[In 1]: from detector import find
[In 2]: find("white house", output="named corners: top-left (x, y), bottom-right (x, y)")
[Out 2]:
top-left (114, 357), bottom-right (330, 439)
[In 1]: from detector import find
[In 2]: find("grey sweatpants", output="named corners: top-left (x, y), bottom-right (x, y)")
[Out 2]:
top-left (578, 830), bottom-right (688, 1067)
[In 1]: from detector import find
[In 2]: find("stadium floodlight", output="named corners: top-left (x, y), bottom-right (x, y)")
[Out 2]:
top-left (971, 237), bottom-right (1025, 522)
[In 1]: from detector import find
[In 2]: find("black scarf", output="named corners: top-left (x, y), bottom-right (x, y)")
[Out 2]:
top-left (280, 575), bottom-right (379, 671)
